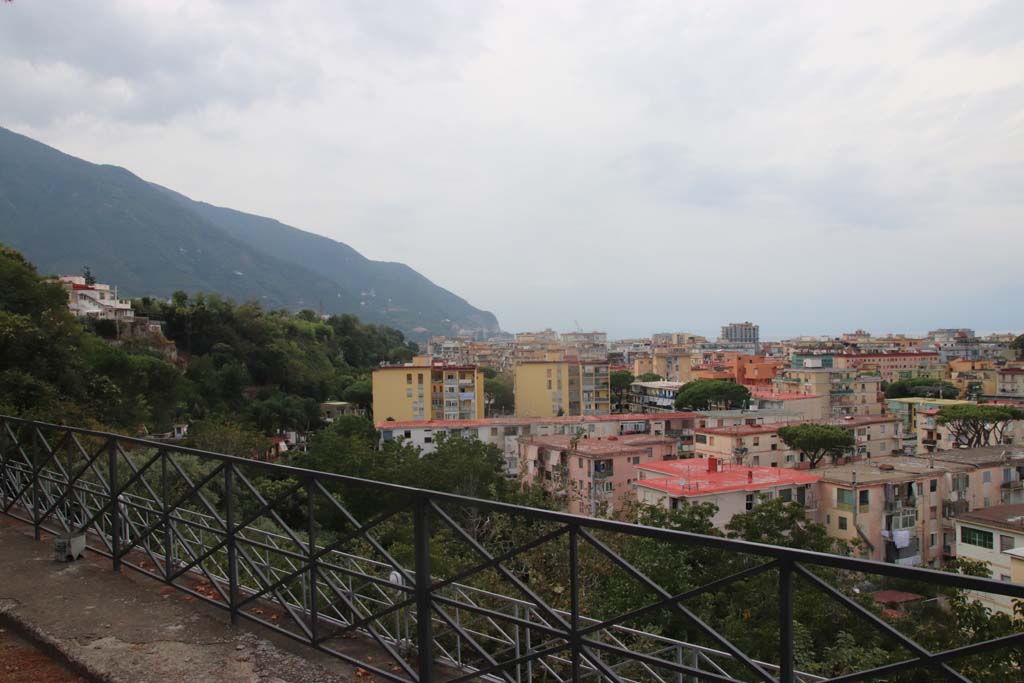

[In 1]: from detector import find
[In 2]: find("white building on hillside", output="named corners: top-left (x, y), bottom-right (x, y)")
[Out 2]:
top-left (56, 275), bottom-right (134, 321)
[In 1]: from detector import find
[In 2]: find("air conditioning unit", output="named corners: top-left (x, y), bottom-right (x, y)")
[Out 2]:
top-left (55, 533), bottom-right (86, 562)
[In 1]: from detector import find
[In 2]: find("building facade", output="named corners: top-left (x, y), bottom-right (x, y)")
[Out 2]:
top-left (633, 457), bottom-right (822, 529)
top-left (372, 356), bottom-right (484, 422)
top-left (514, 360), bottom-right (611, 417)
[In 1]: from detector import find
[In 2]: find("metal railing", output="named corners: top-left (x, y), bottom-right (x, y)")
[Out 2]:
top-left (2, 415), bottom-right (1023, 683)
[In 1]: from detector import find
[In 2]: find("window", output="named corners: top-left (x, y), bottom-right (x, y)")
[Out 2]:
top-left (930, 533), bottom-right (937, 547)
top-left (1000, 535), bottom-right (1015, 552)
top-left (779, 488), bottom-right (792, 502)
top-left (406, 388), bottom-right (413, 398)
top-left (745, 494), bottom-right (754, 511)
top-left (406, 373), bottom-right (412, 384)
top-left (770, 443), bottom-right (777, 451)
top-left (1004, 468), bottom-right (1014, 483)
top-left (753, 436), bottom-right (760, 446)
top-left (960, 526), bottom-right (994, 549)
top-left (418, 374), bottom-right (424, 385)
top-left (838, 516), bottom-right (848, 530)
top-left (859, 490), bottom-right (870, 506)
top-left (424, 437), bottom-right (432, 444)
top-left (632, 456), bottom-right (641, 464)
top-left (837, 488), bottom-right (855, 508)
top-left (983, 471), bottom-right (992, 483)
top-left (930, 479), bottom-right (937, 492)
top-left (1001, 574), bottom-right (1012, 582)
top-left (491, 427), bottom-right (498, 437)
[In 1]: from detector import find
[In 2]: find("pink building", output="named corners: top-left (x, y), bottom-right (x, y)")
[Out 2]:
top-left (517, 434), bottom-right (679, 516)
top-left (634, 458), bottom-right (822, 529)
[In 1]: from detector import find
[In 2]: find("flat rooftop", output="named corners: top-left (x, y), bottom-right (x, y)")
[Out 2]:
top-left (957, 504), bottom-right (1024, 533)
top-left (819, 456), bottom-right (972, 485)
top-left (634, 458), bottom-right (821, 497)
top-left (698, 415), bottom-right (900, 437)
top-left (929, 445), bottom-right (1024, 468)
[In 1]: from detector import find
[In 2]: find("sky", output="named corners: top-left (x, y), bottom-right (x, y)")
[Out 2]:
top-left (2, 1), bottom-right (1022, 339)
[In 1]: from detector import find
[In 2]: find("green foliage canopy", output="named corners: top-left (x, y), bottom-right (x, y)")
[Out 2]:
top-left (673, 379), bottom-right (751, 410)
top-left (777, 423), bottom-right (855, 468)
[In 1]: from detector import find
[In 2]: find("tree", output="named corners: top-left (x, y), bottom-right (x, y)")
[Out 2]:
top-left (480, 366), bottom-right (498, 379)
top-left (725, 495), bottom-right (839, 551)
top-left (610, 370), bottom-right (634, 411)
top-left (483, 376), bottom-right (514, 415)
top-left (885, 377), bottom-right (961, 399)
top-left (185, 419), bottom-right (270, 458)
top-left (1012, 334), bottom-right (1024, 360)
top-left (777, 423), bottom-right (855, 468)
top-left (342, 378), bottom-right (373, 414)
top-left (937, 404), bottom-right (1024, 448)
top-left (638, 372), bottom-right (663, 382)
top-left (673, 379), bottom-right (751, 410)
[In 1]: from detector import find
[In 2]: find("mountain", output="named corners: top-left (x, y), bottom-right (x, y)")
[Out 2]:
top-left (0, 126), bottom-right (499, 339)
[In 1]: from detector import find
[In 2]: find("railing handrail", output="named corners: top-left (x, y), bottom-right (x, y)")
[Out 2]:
top-left (5, 414), bottom-right (1022, 601)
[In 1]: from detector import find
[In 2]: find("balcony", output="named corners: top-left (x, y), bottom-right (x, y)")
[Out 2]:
top-left (943, 500), bottom-right (970, 517)
top-left (1002, 480), bottom-right (1024, 490)
top-left (3, 414), bottom-right (1021, 683)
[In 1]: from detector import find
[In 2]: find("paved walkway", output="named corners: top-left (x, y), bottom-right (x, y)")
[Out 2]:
top-left (0, 625), bottom-right (87, 683)
top-left (0, 518), bottom-right (369, 683)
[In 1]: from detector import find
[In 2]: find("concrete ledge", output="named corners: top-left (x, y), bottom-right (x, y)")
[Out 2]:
top-left (0, 518), bottom-right (363, 683)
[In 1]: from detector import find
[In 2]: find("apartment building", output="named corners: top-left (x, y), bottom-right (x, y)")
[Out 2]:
top-left (513, 360), bottom-right (611, 417)
top-left (650, 349), bottom-right (696, 383)
top-left (719, 321), bottom-right (759, 347)
top-left (55, 275), bottom-right (134, 321)
top-left (818, 447), bottom-right (1024, 568)
top-left (749, 389), bottom-right (828, 420)
top-left (818, 457), bottom-right (973, 566)
top-left (518, 434), bottom-right (679, 516)
top-left (378, 412), bottom-right (699, 475)
top-left (561, 331), bottom-right (609, 361)
top-left (948, 359), bottom-right (998, 398)
top-left (916, 408), bottom-right (1021, 454)
top-left (886, 397), bottom-right (972, 452)
top-left (954, 504), bottom-right (1024, 614)
top-left (995, 367), bottom-right (1024, 399)
top-left (832, 351), bottom-right (944, 383)
top-left (633, 457), bottom-right (822, 529)
top-left (692, 415), bottom-right (902, 469)
top-left (372, 356), bottom-right (484, 422)
top-left (628, 380), bottom-right (686, 413)
top-left (774, 368), bottom-right (884, 417)
top-left (691, 351), bottom-right (782, 387)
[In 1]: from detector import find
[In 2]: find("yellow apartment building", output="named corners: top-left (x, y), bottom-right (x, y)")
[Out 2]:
top-left (372, 355), bottom-right (484, 422)
top-left (514, 360), bottom-right (611, 417)
top-left (949, 359), bottom-right (998, 398)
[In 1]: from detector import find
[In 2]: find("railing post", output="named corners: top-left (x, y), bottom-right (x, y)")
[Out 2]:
top-left (569, 523), bottom-right (580, 682)
top-left (161, 451), bottom-right (172, 581)
top-left (31, 428), bottom-right (41, 540)
top-left (109, 437), bottom-right (120, 571)
top-left (306, 477), bottom-right (319, 644)
top-left (413, 494), bottom-right (435, 682)
top-left (779, 558), bottom-right (794, 683)
top-left (225, 464), bottom-right (238, 625)
top-left (0, 421), bottom-right (6, 511)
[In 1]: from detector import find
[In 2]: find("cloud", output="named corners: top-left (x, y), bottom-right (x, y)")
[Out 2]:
top-left (1, 0), bottom-right (1021, 338)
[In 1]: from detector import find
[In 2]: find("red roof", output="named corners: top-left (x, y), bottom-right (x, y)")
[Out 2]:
top-left (71, 283), bottom-right (95, 290)
top-left (634, 459), bottom-right (821, 496)
top-left (871, 590), bottom-right (923, 605)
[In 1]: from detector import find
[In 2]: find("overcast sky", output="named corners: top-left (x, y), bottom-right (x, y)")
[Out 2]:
top-left (2, 1), bottom-right (1022, 339)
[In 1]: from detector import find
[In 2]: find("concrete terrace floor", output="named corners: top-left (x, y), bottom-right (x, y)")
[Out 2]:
top-left (0, 517), bottom-right (394, 683)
